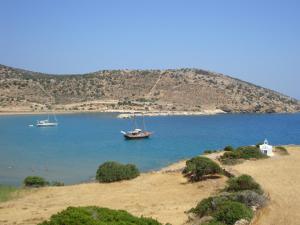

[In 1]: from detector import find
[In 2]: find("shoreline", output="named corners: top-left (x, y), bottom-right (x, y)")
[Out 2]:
top-left (1, 109), bottom-right (299, 117)
top-left (0, 109), bottom-right (226, 117)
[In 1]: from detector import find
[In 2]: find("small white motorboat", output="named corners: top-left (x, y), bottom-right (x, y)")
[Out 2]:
top-left (36, 119), bottom-right (58, 127)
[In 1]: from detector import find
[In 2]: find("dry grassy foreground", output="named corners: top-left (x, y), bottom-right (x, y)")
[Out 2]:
top-left (0, 167), bottom-right (226, 225)
top-left (0, 146), bottom-right (300, 225)
top-left (231, 146), bottom-right (300, 225)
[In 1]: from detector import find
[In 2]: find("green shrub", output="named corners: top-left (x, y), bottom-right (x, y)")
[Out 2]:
top-left (38, 206), bottom-right (162, 225)
top-left (189, 197), bottom-right (215, 217)
top-left (236, 146), bottom-right (267, 159)
top-left (96, 161), bottom-right (140, 183)
top-left (190, 197), bottom-right (253, 225)
top-left (213, 201), bottom-right (253, 225)
top-left (24, 176), bottom-right (48, 187)
top-left (219, 151), bottom-right (242, 165)
top-left (189, 196), bottom-right (228, 217)
top-left (204, 150), bottom-right (218, 154)
top-left (183, 157), bottom-right (222, 181)
top-left (227, 190), bottom-right (267, 208)
top-left (224, 146), bottom-right (234, 152)
top-left (275, 146), bottom-right (289, 155)
top-left (202, 219), bottom-right (226, 225)
top-left (204, 150), bottom-right (213, 154)
top-left (225, 175), bottom-right (263, 194)
top-left (255, 142), bottom-right (263, 148)
top-left (221, 151), bottom-right (240, 159)
top-left (50, 181), bottom-right (64, 186)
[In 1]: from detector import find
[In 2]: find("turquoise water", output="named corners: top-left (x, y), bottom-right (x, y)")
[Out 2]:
top-left (0, 113), bottom-right (300, 186)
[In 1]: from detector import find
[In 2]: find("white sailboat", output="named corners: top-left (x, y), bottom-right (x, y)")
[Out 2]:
top-left (36, 113), bottom-right (58, 127)
top-left (121, 114), bottom-right (152, 139)
top-left (34, 84), bottom-right (59, 127)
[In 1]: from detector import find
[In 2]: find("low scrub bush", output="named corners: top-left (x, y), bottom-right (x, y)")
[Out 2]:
top-left (219, 152), bottom-right (241, 165)
top-left (220, 145), bottom-right (267, 165)
top-left (224, 146), bottom-right (234, 152)
top-left (24, 176), bottom-right (48, 187)
top-left (189, 196), bottom-right (225, 217)
top-left (203, 150), bottom-right (219, 154)
top-left (202, 219), bottom-right (226, 225)
top-left (213, 201), bottom-right (253, 225)
top-left (96, 161), bottom-right (140, 183)
top-left (190, 197), bottom-right (253, 225)
top-left (183, 157), bottom-right (222, 181)
top-left (227, 190), bottom-right (267, 208)
top-left (50, 181), bottom-right (64, 186)
top-left (225, 175), bottom-right (263, 194)
top-left (38, 206), bottom-right (162, 225)
top-left (275, 146), bottom-right (289, 155)
top-left (236, 146), bottom-right (267, 159)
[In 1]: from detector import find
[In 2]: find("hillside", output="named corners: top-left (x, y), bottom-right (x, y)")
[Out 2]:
top-left (0, 64), bottom-right (299, 114)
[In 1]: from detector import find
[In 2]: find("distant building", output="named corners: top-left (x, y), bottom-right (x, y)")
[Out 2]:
top-left (259, 139), bottom-right (274, 157)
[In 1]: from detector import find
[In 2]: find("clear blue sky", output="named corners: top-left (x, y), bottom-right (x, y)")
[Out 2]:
top-left (0, 0), bottom-right (299, 99)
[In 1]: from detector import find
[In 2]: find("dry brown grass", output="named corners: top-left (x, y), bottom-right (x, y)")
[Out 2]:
top-left (0, 146), bottom-right (299, 225)
top-left (230, 146), bottom-right (300, 225)
top-left (0, 169), bottom-right (226, 225)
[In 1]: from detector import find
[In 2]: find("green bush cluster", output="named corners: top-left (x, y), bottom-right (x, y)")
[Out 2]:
top-left (190, 197), bottom-right (253, 225)
top-left (38, 206), bottom-right (162, 225)
top-left (203, 150), bottom-right (219, 154)
top-left (220, 145), bottom-right (267, 165)
top-left (190, 175), bottom-right (265, 225)
top-left (224, 175), bottom-right (263, 194)
top-left (235, 146), bottom-right (267, 159)
top-left (183, 157), bottom-right (222, 181)
top-left (227, 190), bottom-right (267, 208)
top-left (96, 161), bottom-right (140, 183)
top-left (223, 146), bottom-right (234, 152)
top-left (213, 201), bottom-right (253, 225)
top-left (23, 176), bottom-right (65, 188)
top-left (202, 219), bottom-right (226, 225)
top-left (24, 176), bottom-right (49, 187)
top-left (275, 146), bottom-right (289, 155)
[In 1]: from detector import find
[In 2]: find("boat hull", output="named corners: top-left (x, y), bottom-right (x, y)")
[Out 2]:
top-left (124, 132), bottom-right (152, 140)
top-left (36, 123), bottom-right (58, 127)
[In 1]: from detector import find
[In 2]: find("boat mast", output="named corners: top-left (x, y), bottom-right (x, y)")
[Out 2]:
top-left (142, 114), bottom-right (146, 131)
top-left (133, 113), bottom-right (137, 129)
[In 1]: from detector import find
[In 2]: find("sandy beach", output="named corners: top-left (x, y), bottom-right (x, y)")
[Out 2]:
top-left (0, 146), bottom-right (299, 225)
top-left (0, 109), bottom-right (225, 117)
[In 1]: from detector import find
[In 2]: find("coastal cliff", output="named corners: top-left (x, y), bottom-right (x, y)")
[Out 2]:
top-left (0, 64), bottom-right (299, 114)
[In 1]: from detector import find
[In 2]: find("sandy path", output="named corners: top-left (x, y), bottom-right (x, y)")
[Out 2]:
top-left (0, 170), bottom-right (226, 225)
top-left (231, 146), bottom-right (300, 225)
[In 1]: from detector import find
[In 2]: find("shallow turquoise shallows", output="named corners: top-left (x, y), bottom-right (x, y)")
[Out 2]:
top-left (0, 113), bottom-right (300, 186)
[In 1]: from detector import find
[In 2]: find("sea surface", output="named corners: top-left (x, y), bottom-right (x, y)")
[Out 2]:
top-left (0, 113), bottom-right (299, 186)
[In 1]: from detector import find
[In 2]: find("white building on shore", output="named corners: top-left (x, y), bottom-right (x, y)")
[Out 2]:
top-left (259, 139), bottom-right (274, 157)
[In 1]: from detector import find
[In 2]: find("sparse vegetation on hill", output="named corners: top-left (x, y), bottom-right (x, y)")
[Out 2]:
top-left (38, 206), bottom-right (162, 225)
top-left (0, 64), bottom-right (299, 113)
top-left (96, 161), bottom-right (140, 183)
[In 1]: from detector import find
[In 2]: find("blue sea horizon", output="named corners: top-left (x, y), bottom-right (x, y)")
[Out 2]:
top-left (0, 113), bottom-right (299, 186)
